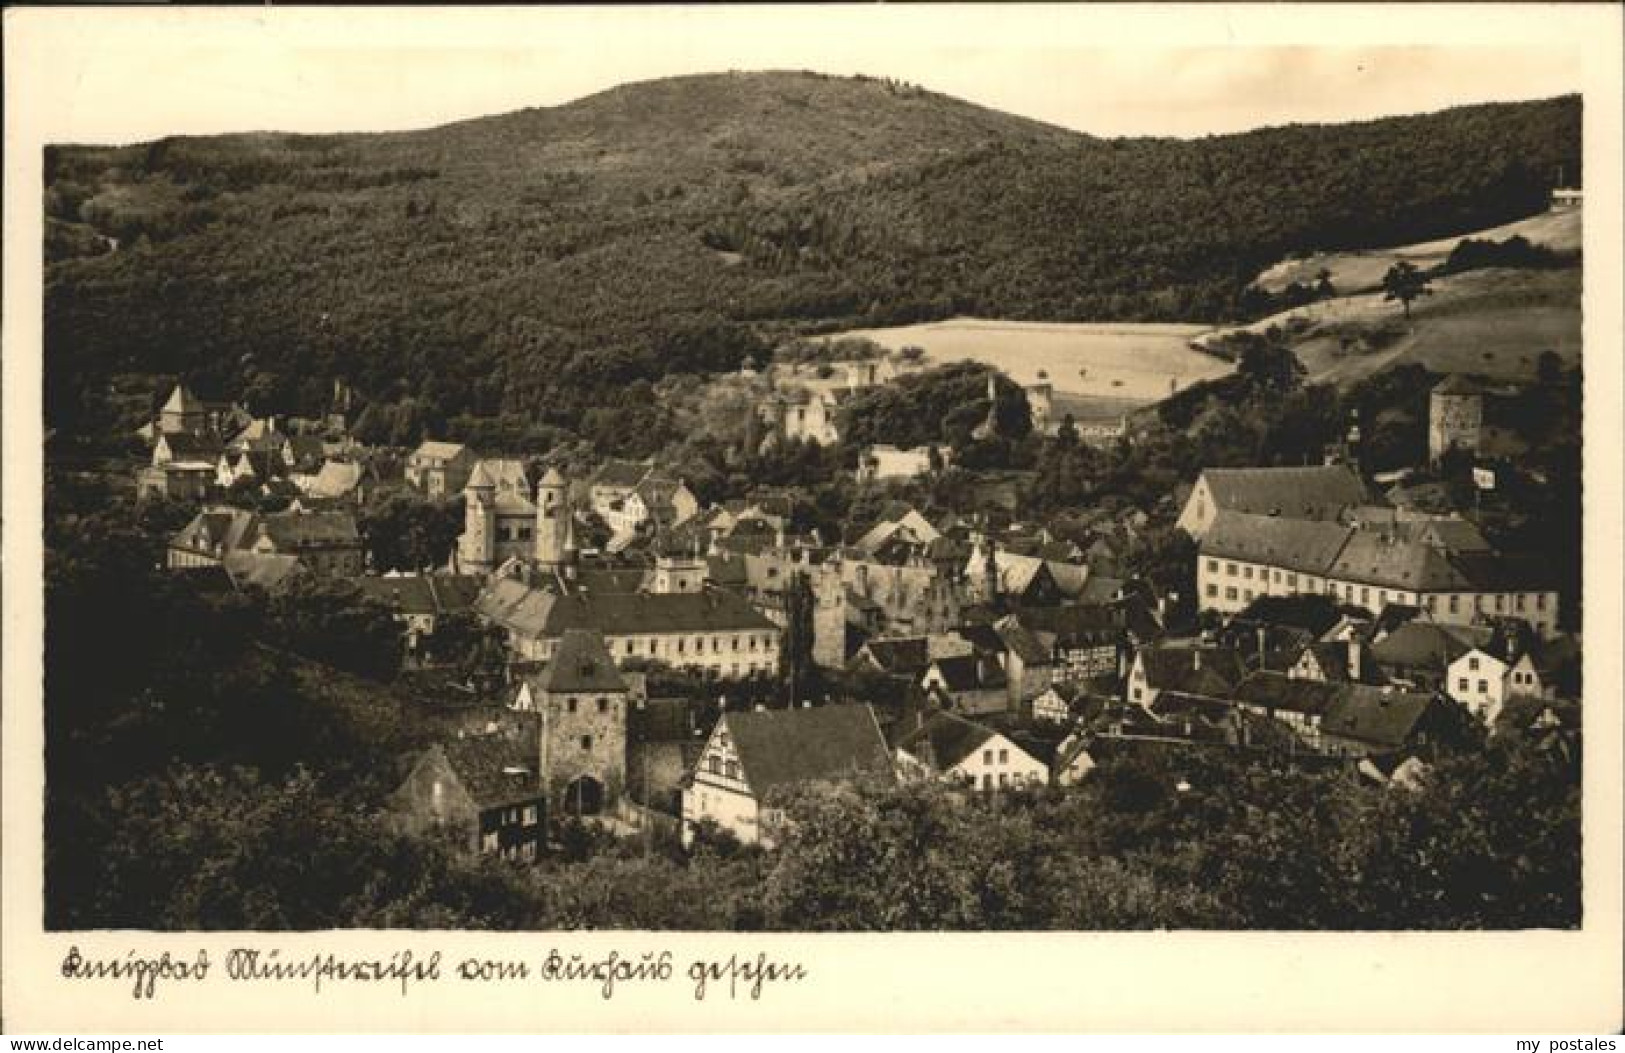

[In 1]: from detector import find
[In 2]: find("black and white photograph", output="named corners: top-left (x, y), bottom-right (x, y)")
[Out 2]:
top-left (5, 2), bottom-right (1622, 1034)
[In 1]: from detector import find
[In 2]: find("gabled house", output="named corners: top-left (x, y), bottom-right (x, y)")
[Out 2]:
top-left (1125, 646), bottom-right (1245, 709)
top-left (1176, 464), bottom-right (1369, 540)
top-left (153, 431), bottom-right (222, 467)
top-left (406, 440), bottom-right (477, 497)
top-left (249, 508), bottom-right (365, 576)
top-left (920, 653), bottom-right (1009, 716)
top-left (388, 731), bottom-right (546, 862)
top-left (894, 710), bottom-right (1049, 791)
top-left (681, 704), bottom-right (894, 847)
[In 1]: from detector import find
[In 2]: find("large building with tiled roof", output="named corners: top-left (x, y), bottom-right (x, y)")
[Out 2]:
top-left (1176, 464), bottom-right (1370, 539)
top-left (893, 710), bottom-right (1048, 791)
top-left (1197, 510), bottom-right (1560, 636)
top-left (682, 703), bottom-right (894, 846)
top-left (166, 505), bottom-right (363, 575)
top-left (474, 573), bottom-right (781, 677)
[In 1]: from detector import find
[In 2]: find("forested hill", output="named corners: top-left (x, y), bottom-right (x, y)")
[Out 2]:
top-left (43, 71), bottom-right (1581, 452)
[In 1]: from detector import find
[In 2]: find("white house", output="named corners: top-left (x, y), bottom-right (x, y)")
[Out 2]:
top-left (893, 711), bottom-right (1048, 792)
top-left (681, 704), bottom-right (895, 847)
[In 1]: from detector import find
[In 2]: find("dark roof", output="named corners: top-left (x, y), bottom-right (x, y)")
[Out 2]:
top-left (352, 573), bottom-right (482, 615)
top-left (995, 620), bottom-right (1053, 666)
top-left (1232, 672), bottom-right (1344, 716)
top-left (953, 623), bottom-right (1008, 658)
top-left (573, 567), bottom-right (653, 594)
top-left (440, 735), bottom-right (543, 809)
top-left (477, 578), bottom-right (779, 638)
top-left (1202, 512), bottom-right (1353, 574)
top-left (534, 629), bottom-right (626, 694)
top-left (894, 711), bottom-right (999, 770)
top-left (1138, 647), bottom-right (1245, 696)
top-left (928, 653), bottom-right (1007, 692)
top-left (725, 704), bottom-right (895, 795)
top-left (1449, 552), bottom-right (1555, 592)
top-left (158, 433), bottom-right (222, 462)
top-left (1320, 687), bottom-right (1439, 751)
top-left (259, 510), bottom-right (362, 549)
top-left (1368, 621), bottom-right (1486, 672)
top-left (1370, 603), bottom-right (1424, 639)
top-left (1328, 532), bottom-right (1469, 591)
top-left (852, 636), bottom-right (931, 676)
top-left (172, 507), bottom-right (260, 554)
top-left (1200, 465), bottom-right (1369, 521)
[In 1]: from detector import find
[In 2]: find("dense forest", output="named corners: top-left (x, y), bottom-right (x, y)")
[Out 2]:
top-left (43, 73), bottom-right (1580, 454)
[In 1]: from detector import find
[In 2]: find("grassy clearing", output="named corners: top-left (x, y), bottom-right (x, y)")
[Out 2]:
top-left (1255, 207), bottom-right (1582, 295)
top-left (835, 317), bottom-right (1228, 403)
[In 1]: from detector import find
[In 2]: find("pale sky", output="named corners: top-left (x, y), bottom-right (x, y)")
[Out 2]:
top-left (10, 5), bottom-right (1596, 145)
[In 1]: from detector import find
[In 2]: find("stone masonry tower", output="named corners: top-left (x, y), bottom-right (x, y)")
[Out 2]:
top-left (1428, 375), bottom-right (1484, 464)
top-left (458, 461), bottom-right (497, 574)
top-left (534, 466), bottom-right (570, 570)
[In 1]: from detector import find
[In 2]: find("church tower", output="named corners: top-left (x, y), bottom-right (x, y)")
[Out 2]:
top-left (534, 466), bottom-right (570, 571)
top-left (458, 462), bottom-right (496, 574)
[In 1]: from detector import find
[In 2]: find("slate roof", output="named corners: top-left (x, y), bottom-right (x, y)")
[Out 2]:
top-left (927, 654), bottom-right (1007, 692)
top-left (353, 574), bottom-right (482, 616)
top-left (157, 433), bottom-right (222, 463)
top-left (725, 704), bottom-right (895, 795)
top-left (1449, 552), bottom-right (1555, 592)
top-left (1327, 532), bottom-right (1469, 591)
top-left (471, 458), bottom-right (530, 494)
top-left (1368, 621), bottom-right (1488, 672)
top-left (1202, 512), bottom-right (1353, 574)
top-left (534, 629), bottom-right (626, 694)
top-left (894, 711), bottom-right (1000, 771)
top-left (1232, 672), bottom-right (1344, 716)
top-left (259, 510), bottom-right (362, 549)
top-left (439, 736), bottom-right (543, 809)
top-left (1320, 687), bottom-right (1439, 751)
top-left (1199, 465), bottom-right (1370, 521)
top-left (850, 636), bottom-right (931, 676)
top-left (1138, 647), bottom-right (1246, 697)
top-left (476, 579), bottom-right (779, 638)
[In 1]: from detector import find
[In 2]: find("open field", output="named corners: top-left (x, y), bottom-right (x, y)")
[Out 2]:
top-left (836, 318), bottom-right (1228, 402)
top-left (1203, 266), bottom-right (1581, 388)
top-left (1254, 206), bottom-right (1582, 295)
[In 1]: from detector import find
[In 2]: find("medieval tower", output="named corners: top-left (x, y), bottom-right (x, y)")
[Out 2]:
top-left (458, 461), bottom-right (497, 574)
top-left (1428, 375), bottom-right (1485, 464)
top-left (534, 466), bottom-right (570, 570)
top-left (522, 629), bottom-right (628, 817)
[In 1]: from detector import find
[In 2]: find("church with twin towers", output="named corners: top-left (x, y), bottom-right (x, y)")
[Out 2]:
top-left (456, 460), bottom-right (573, 578)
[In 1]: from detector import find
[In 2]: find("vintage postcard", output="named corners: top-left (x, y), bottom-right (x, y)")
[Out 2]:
top-left (4, 3), bottom-right (1621, 1033)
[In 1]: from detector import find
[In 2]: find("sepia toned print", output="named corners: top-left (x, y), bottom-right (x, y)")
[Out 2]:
top-left (6, 3), bottom-right (1623, 1034)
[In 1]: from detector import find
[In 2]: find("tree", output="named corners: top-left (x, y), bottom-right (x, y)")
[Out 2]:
top-left (1381, 260), bottom-right (1433, 319)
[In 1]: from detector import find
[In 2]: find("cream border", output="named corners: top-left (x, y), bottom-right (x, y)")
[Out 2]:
top-left (4, 4), bottom-right (1621, 1034)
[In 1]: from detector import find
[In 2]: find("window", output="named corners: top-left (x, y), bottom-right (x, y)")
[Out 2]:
top-left (982, 749), bottom-right (992, 765)
top-left (707, 756), bottom-right (721, 775)
top-left (524, 806), bottom-right (538, 825)
top-left (998, 749), bottom-right (1008, 764)
top-left (597, 698), bottom-right (608, 713)
top-left (1225, 587), bottom-right (1237, 601)
top-left (982, 773), bottom-right (993, 790)
top-left (1458, 678), bottom-right (1468, 691)
top-left (1537, 594), bottom-right (1548, 611)
top-left (1449, 595), bottom-right (1460, 614)
top-left (725, 760), bottom-right (739, 780)
top-left (1207, 560), bottom-right (1218, 573)
top-left (677, 639), bottom-right (685, 654)
top-left (1360, 587), bottom-right (1370, 605)
top-left (1468, 656), bottom-right (1479, 671)
top-left (1516, 594), bottom-right (1526, 612)
top-left (625, 640), bottom-right (634, 655)
top-left (1287, 573), bottom-right (1298, 587)
top-left (581, 735), bottom-right (593, 751)
top-left (1206, 585), bottom-right (1218, 598)
top-left (567, 697), bottom-right (578, 714)
top-left (1477, 680), bottom-right (1487, 694)
top-left (732, 638), bottom-right (739, 651)
top-left (998, 773), bottom-right (1009, 788)
top-left (1243, 566), bottom-right (1253, 580)
top-left (1226, 562), bottom-right (1237, 576)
